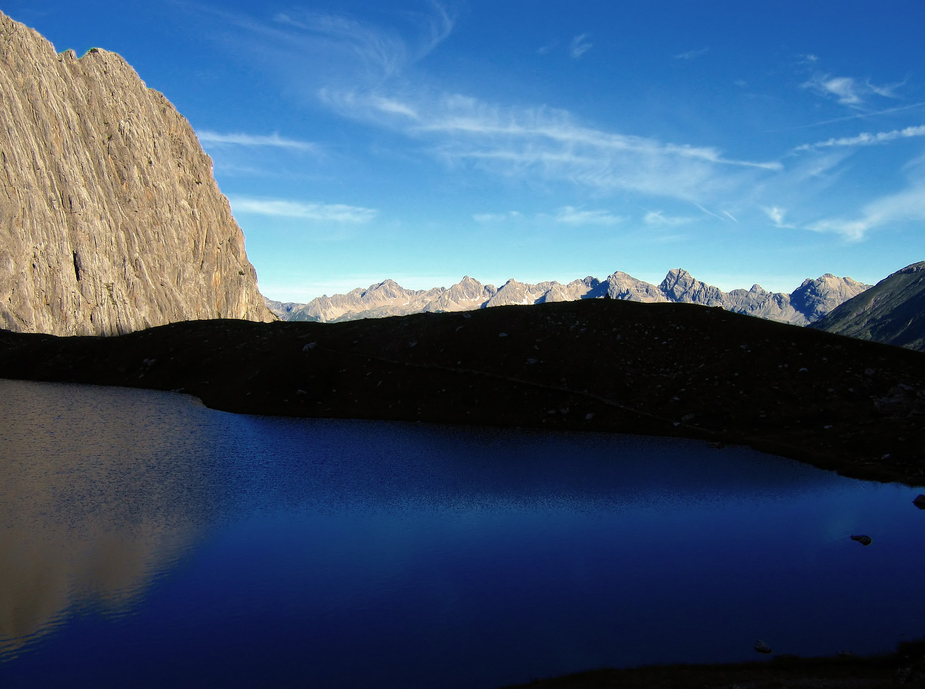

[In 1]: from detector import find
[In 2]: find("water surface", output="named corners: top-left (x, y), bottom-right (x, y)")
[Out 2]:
top-left (0, 379), bottom-right (923, 688)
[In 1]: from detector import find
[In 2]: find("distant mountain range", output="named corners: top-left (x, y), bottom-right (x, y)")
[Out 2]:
top-left (812, 261), bottom-right (925, 352)
top-left (266, 269), bottom-right (870, 326)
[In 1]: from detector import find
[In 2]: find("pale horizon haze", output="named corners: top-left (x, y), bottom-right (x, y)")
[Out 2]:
top-left (7, 0), bottom-right (925, 301)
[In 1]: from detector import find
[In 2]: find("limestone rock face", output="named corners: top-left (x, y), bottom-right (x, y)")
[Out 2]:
top-left (605, 271), bottom-right (666, 302)
top-left (426, 275), bottom-right (497, 313)
top-left (791, 273), bottom-right (871, 324)
top-left (0, 12), bottom-right (273, 336)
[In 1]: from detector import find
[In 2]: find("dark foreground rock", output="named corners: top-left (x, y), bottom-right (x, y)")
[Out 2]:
top-left (501, 639), bottom-right (925, 689)
top-left (1, 298), bottom-right (924, 486)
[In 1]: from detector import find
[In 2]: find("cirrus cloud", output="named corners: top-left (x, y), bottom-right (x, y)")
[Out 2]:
top-left (555, 206), bottom-right (625, 225)
top-left (802, 73), bottom-right (904, 108)
top-left (795, 124), bottom-right (925, 151)
top-left (197, 130), bottom-right (318, 152)
top-left (229, 197), bottom-right (378, 223)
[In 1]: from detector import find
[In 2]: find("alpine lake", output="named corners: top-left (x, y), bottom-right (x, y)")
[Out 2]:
top-left (1, 378), bottom-right (923, 688)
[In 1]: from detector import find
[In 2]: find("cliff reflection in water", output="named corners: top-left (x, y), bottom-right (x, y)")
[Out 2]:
top-left (0, 379), bottom-right (210, 658)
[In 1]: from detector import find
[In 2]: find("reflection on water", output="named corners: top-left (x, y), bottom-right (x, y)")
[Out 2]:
top-left (0, 379), bottom-right (923, 689)
top-left (0, 381), bottom-right (207, 656)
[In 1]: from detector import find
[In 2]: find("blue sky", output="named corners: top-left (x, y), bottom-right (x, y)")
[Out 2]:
top-left (8, 0), bottom-right (925, 300)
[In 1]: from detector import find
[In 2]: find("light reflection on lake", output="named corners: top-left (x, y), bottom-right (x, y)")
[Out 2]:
top-left (0, 378), bottom-right (922, 688)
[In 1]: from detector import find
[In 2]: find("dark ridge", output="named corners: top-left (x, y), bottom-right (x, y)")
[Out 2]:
top-left (2, 298), bottom-right (923, 486)
top-left (812, 260), bottom-right (925, 352)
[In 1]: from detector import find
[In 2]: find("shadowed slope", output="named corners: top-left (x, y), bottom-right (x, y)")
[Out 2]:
top-left (812, 261), bottom-right (925, 352)
top-left (2, 299), bottom-right (923, 485)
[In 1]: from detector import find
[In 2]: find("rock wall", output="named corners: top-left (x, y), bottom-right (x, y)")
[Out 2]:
top-left (0, 11), bottom-right (273, 336)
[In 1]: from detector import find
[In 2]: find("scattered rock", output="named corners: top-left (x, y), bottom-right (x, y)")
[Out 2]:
top-left (913, 495), bottom-right (925, 509)
top-left (850, 534), bottom-right (872, 546)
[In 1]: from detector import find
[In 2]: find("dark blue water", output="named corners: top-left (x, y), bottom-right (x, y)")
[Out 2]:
top-left (0, 379), bottom-right (923, 688)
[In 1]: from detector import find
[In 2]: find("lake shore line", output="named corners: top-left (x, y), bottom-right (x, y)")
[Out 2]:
top-left (1, 299), bottom-right (924, 486)
top-left (502, 639), bottom-right (925, 688)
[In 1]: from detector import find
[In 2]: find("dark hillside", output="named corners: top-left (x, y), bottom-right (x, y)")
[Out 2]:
top-left (812, 261), bottom-right (925, 352)
top-left (2, 298), bottom-right (923, 485)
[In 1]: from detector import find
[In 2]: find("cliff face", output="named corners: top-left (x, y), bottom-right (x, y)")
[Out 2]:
top-left (0, 12), bottom-right (273, 336)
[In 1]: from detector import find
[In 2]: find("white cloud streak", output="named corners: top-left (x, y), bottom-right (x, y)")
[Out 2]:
top-left (762, 206), bottom-right (790, 227)
top-left (807, 181), bottom-right (925, 241)
top-left (197, 130), bottom-right (317, 151)
top-left (317, 89), bottom-right (783, 202)
top-left (229, 197), bottom-right (378, 223)
top-left (644, 210), bottom-right (693, 226)
top-left (473, 211), bottom-right (522, 222)
top-left (570, 33), bottom-right (592, 59)
top-left (795, 124), bottom-right (925, 151)
top-left (555, 206), bottom-right (624, 225)
top-left (206, 5), bottom-right (782, 206)
top-left (802, 73), bottom-right (903, 108)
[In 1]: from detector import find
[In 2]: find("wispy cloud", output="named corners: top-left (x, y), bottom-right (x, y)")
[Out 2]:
top-left (802, 73), bottom-right (903, 108)
top-left (286, 3), bottom-right (452, 66)
top-left (762, 206), bottom-right (792, 228)
top-left (644, 210), bottom-right (693, 226)
top-left (473, 211), bottom-right (522, 222)
top-left (675, 47), bottom-right (708, 60)
top-left (317, 89), bottom-right (783, 202)
top-left (205, 5), bottom-right (782, 206)
top-left (555, 206), bottom-right (624, 225)
top-left (795, 124), bottom-right (925, 151)
top-left (229, 197), bottom-right (378, 223)
top-left (194, 1), bottom-right (455, 96)
top-left (570, 33), bottom-right (592, 59)
top-left (695, 204), bottom-right (729, 221)
top-left (807, 180), bottom-right (925, 241)
top-left (775, 102), bottom-right (925, 131)
top-left (197, 130), bottom-right (317, 151)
